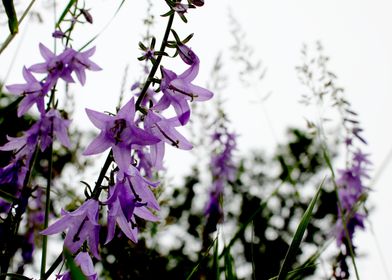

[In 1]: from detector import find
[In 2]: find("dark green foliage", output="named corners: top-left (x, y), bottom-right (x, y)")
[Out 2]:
top-left (100, 128), bottom-right (339, 279)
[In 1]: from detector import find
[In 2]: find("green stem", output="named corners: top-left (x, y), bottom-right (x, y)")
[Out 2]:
top-left (40, 123), bottom-right (54, 279)
top-left (135, 12), bottom-right (175, 111)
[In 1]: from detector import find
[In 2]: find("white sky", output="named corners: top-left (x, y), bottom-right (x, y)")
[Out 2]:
top-left (1, 0), bottom-right (392, 279)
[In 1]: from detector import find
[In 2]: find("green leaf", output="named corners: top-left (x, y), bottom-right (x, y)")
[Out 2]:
top-left (63, 249), bottom-right (87, 280)
top-left (275, 178), bottom-right (324, 280)
top-left (2, 0), bottom-right (18, 34)
top-left (223, 246), bottom-right (237, 280)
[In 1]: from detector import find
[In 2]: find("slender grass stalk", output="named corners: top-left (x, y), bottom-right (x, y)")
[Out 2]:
top-left (40, 123), bottom-right (54, 279)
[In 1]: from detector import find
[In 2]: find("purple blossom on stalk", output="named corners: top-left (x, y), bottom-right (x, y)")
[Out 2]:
top-left (335, 149), bottom-right (370, 247)
top-left (153, 46), bottom-right (213, 125)
top-left (0, 109), bottom-right (71, 154)
top-left (41, 199), bottom-right (100, 259)
top-left (83, 98), bottom-right (159, 171)
top-left (144, 110), bottom-right (193, 169)
top-left (67, 47), bottom-right (102, 85)
top-left (204, 127), bottom-right (237, 235)
top-left (29, 43), bottom-right (75, 87)
top-left (57, 252), bottom-right (98, 280)
top-left (6, 67), bottom-right (47, 117)
top-left (104, 174), bottom-right (159, 244)
top-left (29, 43), bottom-right (101, 87)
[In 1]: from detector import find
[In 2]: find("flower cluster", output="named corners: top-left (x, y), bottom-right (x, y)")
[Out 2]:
top-left (335, 150), bottom-right (370, 246)
top-left (204, 124), bottom-right (237, 235)
top-left (41, 42), bottom-right (213, 271)
top-left (0, 43), bottom-right (100, 212)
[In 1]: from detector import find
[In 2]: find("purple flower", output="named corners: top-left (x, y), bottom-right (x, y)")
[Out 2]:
top-left (58, 252), bottom-right (98, 280)
top-left (83, 98), bottom-right (159, 171)
top-left (144, 111), bottom-right (193, 169)
top-left (52, 30), bottom-right (66, 39)
top-left (29, 43), bottom-right (74, 87)
top-left (1, 109), bottom-right (71, 154)
top-left (153, 47), bottom-right (213, 125)
top-left (67, 47), bottom-right (102, 85)
top-left (335, 148), bottom-right (370, 247)
top-left (6, 67), bottom-right (47, 116)
top-left (41, 199), bottom-right (100, 259)
top-left (104, 176), bottom-right (159, 244)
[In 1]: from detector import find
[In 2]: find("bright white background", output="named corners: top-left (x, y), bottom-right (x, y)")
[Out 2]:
top-left (1, 0), bottom-right (392, 279)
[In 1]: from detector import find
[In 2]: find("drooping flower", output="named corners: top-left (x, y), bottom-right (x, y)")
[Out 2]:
top-left (144, 110), bottom-right (193, 169)
top-left (0, 109), bottom-right (71, 153)
top-left (41, 199), bottom-right (100, 259)
top-left (67, 47), bottom-right (102, 85)
top-left (104, 176), bottom-right (159, 244)
top-left (6, 67), bottom-right (47, 116)
top-left (153, 47), bottom-right (213, 125)
top-left (335, 149), bottom-right (370, 247)
top-left (83, 98), bottom-right (159, 171)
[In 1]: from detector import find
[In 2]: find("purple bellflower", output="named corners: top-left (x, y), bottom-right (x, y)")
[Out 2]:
top-left (83, 98), bottom-right (159, 171)
top-left (41, 199), bottom-right (100, 259)
top-left (6, 67), bottom-right (47, 117)
top-left (335, 149), bottom-right (370, 247)
top-left (67, 47), bottom-right (102, 85)
top-left (153, 46), bottom-right (213, 125)
top-left (144, 110), bottom-right (193, 169)
top-left (104, 175), bottom-right (159, 244)
top-left (0, 109), bottom-right (71, 154)
top-left (29, 43), bottom-right (74, 88)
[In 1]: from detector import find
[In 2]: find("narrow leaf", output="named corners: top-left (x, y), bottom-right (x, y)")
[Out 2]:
top-left (276, 178), bottom-right (324, 280)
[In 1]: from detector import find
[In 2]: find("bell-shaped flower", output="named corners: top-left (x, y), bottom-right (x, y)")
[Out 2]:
top-left (144, 111), bottom-right (193, 169)
top-left (83, 98), bottom-right (159, 171)
top-left (153, 47), bottom-right (213, 125)
top-left (41, 199), bottom-right (100, 259)
top-left (29, 43), bottom-right (74, 87)
top-left (104, 178), bottom-right (159, 244)
top-left (6, 67), bottom-right (47, 116)
top-left (67, 47), bottom-right (102, 85)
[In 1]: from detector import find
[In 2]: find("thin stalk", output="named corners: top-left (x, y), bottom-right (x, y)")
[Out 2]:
top-left (322, 147), bottom-right (361, 280)
top-left (135, 13), bottom-right (174, 111)
top-left (40, 123), bottom-right (54, 279)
